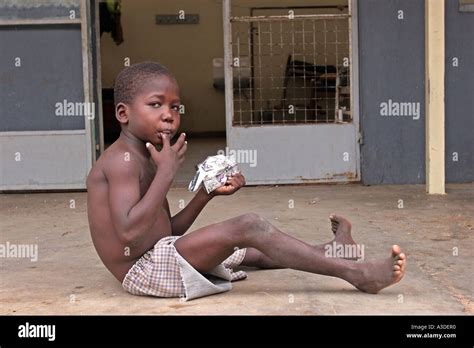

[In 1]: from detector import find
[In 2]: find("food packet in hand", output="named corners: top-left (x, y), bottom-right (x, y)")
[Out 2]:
top-left (188, 155), bottom-right (240, 193)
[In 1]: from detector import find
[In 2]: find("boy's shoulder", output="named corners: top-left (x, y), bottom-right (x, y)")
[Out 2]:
top-left (88, 140), bottom-right (143, 184)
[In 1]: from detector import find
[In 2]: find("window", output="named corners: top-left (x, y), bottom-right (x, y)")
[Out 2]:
top-left (230, 6), bottom-right (352, 125)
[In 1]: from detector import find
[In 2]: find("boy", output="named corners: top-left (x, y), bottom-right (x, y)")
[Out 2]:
top-left (87, 62), bottom-right (406, 301)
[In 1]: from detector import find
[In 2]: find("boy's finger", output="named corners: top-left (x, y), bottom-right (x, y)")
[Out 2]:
top-left (229, 177), bottom-right (240, 187)
top-left (146, 142), bottom-right (158, 156)
top-left (239, 173), bottom-right (246, 185)
top-left (177, 141), bottom-right (187, 157)
top-left (172, 133), bottom-right (186, 151)
top-left (161, 133), bottom-right (171, 148)
top-left (233, 173), bottom-right (244, 185)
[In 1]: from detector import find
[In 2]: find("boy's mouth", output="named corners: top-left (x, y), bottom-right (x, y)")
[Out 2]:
top-left (157, 130), bottom-right (173, 140)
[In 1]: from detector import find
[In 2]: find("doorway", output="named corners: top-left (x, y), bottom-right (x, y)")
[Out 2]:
top-left (96, 0), bottom-right (227, 185)
top-left (224, 0), bottom-right (360, 184)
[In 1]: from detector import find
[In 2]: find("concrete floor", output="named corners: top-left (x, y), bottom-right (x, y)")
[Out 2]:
top-left (1, 182), bottom-right (473, 315)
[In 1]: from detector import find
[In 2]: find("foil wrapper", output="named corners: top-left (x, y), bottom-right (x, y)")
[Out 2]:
top-left (188, 155), bottom-right (239, 193)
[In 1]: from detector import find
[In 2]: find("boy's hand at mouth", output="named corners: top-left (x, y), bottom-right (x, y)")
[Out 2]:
top-left (146, 133), bottom-right (187, 180)
top-left (210, 173), bottom-right (246, 196)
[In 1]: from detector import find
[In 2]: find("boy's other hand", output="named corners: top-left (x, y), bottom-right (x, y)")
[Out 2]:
top-left (146, 133), bottom-right (187, 179)
top-left (211, 173), bottom-right (246, 196)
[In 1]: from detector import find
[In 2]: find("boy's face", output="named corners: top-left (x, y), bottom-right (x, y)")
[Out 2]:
top-left (119, 75), bottom-right (181, 145)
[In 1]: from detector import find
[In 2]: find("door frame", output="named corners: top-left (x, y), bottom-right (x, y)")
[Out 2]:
top-left (0, 0), bottom-right (96, 190)
top-left (222, 0), bottom-right (361, 184)
top-left (90, 0), bottom-right (105, 158)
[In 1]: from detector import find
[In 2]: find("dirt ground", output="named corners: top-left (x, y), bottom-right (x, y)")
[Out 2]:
top-left (1, 183), bottom-right (473, 315)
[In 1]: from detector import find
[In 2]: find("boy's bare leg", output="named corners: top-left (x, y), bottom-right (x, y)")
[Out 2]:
top-left (174, 213), bottom-right (406, 294)
top-left (242, 214), bottom-right (358, 269)
top-left (241, 248), bottom-right (282, 269)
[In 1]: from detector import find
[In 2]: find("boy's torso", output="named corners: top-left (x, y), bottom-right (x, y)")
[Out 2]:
top-left (86, 140), bottom-right (172, 282)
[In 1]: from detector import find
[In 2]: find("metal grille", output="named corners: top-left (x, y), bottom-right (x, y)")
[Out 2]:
top-left (230, 13), bottom-right (351, 126)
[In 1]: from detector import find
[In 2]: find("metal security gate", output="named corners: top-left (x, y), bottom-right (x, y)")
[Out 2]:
top-left (0, 0), bottom-right (97, 190)
top-left (223, 0), bottom-right (360, 184)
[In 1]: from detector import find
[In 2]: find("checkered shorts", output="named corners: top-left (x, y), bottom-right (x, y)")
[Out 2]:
top-left (122, 236), bottom-right (247, 298)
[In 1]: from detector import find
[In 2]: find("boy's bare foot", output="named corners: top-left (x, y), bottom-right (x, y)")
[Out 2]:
top-left (329, 214), bottom-right (356, 245)
top-left (349, 245), bottom-right (406, 294)
top-left (318, 214), bottom-right (360, 260)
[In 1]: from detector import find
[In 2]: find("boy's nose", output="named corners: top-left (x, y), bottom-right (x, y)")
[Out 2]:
top-left (161, 109), bottom-right (173, 122)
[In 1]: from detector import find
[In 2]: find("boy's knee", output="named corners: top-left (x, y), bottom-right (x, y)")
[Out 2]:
top-left (238, 213), bottom-right (270, 232)
top-left (227, 213), bottom-right (271, 245)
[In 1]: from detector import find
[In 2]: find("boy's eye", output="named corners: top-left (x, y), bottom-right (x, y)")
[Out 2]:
top-left (172, 105), bottom-right (180, 111)
top-left (150, 102), bottom-right (161, 108)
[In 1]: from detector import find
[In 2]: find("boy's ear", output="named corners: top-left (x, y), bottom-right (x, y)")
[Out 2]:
top-left (115, 102), bottom-right (129, 125)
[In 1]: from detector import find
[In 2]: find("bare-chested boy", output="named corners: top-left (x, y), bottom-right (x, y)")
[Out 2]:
top-left (87, 62), bottom-right (406, 301)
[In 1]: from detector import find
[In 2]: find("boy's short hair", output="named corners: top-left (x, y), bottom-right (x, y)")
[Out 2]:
top-left (113, 61), bottom-right (175, 105)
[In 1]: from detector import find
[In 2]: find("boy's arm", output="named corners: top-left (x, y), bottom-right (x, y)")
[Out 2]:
top-left (109, 134), bottom-right (187, 245)
top-left (108, 157), bottom-right (174, 245)
top-left (169, 187), bottom-right (213, 236)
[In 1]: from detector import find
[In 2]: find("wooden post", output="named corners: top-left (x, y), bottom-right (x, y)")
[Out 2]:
top-left (425, 0), bottom-right (445, 194)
